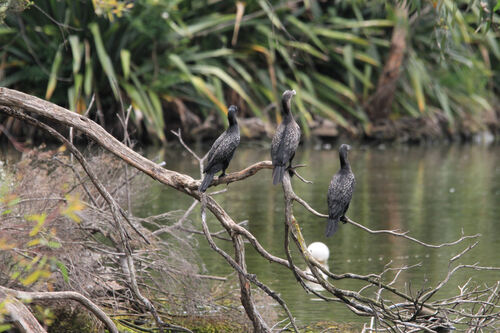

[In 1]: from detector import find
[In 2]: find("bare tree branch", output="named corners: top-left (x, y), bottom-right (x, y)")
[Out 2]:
top-left (199, 198), bottom-right (298, 333)
top-left (0, 286), bottom-right (118, 333)
top-left (345, 217), bottom-right (482, 249)
top-left (171, 129), bottom-right (203, 162)
top-left (1, 87), bottom-right (498, 332)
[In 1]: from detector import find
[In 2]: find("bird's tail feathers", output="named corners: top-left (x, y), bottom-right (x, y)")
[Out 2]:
top-left (272, 165), bottom-right (285, 185)
top-left (199, 172), bottom-right (215, 193)
top-left (325, 218), bottom-right (339, 237)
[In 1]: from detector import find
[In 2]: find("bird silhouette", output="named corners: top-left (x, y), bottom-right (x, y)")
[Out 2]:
top-left (271, 90), bottom-right (300, 185)
top-left (326, 144), bottom-right (355, 237)
top-left (199, 105), bottom-right (240, 192)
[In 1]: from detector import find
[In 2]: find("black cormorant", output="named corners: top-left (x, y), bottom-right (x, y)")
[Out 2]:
top-left (326, 144), bottom-right (355, 237)
top-left (271, 90), bottom-right (300, 185)
top-left (199, 105), bottom-right (240, 193)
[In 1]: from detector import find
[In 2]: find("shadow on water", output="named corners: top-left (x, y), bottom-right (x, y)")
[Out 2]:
top-left (137, 143), bottom-right (500, 326)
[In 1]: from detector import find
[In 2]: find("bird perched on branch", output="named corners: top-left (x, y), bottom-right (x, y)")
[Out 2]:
top-left (326, 144), bottom-right (355, 237)
top-left (199, 105), bottom-right (240, 193)
top-left (271, 90), bottom-right (300, 185)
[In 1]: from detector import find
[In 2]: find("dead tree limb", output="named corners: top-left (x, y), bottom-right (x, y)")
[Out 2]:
top-left (0, 291), bottom-right (47, 333)
top-left (293, 191), bottom-right (481, 249)
top-left (0, 88), bottom-right (281, 331)
top-left (199, 200), bottom-right (299, 333)
top-left (0, 286), bottom-right (118, 333)
top-left (1, 88), bottom-right (498, 332)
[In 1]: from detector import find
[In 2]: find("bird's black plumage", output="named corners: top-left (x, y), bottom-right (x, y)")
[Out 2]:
top-left (199, 105), bottom-right (240, 192)
top-left (271, 90), bottom-right (301, 185)
top-left (326, 144), bottom-right (356, 237)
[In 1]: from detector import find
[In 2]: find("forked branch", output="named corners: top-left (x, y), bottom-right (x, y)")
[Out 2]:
top-left (1, 87), bottom-right (498, 332)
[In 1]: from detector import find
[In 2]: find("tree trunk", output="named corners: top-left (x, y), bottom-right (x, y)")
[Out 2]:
top-left (365, 2), bottom-right (408, 122)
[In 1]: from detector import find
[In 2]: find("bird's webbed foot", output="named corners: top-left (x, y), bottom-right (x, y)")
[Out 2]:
top-left (219, 171), bottom-right (232, 186)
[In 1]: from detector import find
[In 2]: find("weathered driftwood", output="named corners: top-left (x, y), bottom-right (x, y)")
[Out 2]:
top-left (0, 286), bottom-right (118, 333)
top-left (0, 289), bottom-right (46, 333)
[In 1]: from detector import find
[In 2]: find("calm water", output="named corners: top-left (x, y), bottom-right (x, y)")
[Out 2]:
top-left (137, 143), bottom-right (500, 326)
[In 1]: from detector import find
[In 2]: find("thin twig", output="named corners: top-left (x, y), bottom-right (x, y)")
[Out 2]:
top-left (171, 129), bottom-right (202, 162)
top-left (200, 201), bottom-right (298, 333)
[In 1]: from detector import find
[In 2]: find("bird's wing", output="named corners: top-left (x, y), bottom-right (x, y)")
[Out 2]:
top-left (284, 121), bottom-right (301, 159)
top-left (204, 130), bottom-right (240, 173)
top-left (271, 121), bottom-right (300, 166)
top-left (204, 132), bottom-right (227, 172)
top-left (271, 123), bottom-right (286, 165)
top-left (327, 172), bottom-right (355, 219)
top-left (216, 134), bottom-right (240, 163)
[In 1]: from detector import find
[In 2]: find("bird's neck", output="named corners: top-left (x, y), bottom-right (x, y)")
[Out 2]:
top-left (228, 114), bottom-right (238, 127)
top-left (281, 100), bottom-right (293, 121)
top-left (340, 152), bottom-right (351, 171)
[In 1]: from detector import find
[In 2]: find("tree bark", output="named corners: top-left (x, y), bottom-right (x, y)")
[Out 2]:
top-left (0, 286), bottom-right (118, 333)
top-left (365, 2), bottom-right (408, 122)
top-left (0, 289), bottom-right (47, 333)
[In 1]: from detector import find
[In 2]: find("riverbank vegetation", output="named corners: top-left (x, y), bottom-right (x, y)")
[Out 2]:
top-left (0, 0), bottom-right (499, 144)
top-left (0, 147), bottom-right (277, 332)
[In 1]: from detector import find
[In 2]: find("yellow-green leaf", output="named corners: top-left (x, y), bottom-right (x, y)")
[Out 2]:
top-left (0, 324), bottom-right (12, 332)
top-left (55, 260), bottom-right (69, 283)
top-left (61, 194), bottom-right (84, 223)
top-left (314, 73), bottom-right (357, 102)
top-left (120, 49), bottom-right (131, 80)
top-left (21, 270), bottom-right (41, 286)
top-left (45, 46), bottom-right (63, 100)
top-left (191, 65), bottom-right (261, 116)
top-left (27, 213), bottom-right (47, 237)
top-left (89, 23), bottom-right (119, 99)
top-left (27, 238), bottom-right (41, 247)
top-left (69, 35), bottom-right (83, 74)
top-left (314, 28), bottom-right (370, 46)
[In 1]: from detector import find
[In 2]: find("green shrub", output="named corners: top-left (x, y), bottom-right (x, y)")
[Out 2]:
top-left (0, 0), bottom-right (498, 141)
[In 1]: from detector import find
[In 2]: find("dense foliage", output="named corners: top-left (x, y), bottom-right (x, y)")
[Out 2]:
top-left (0, 0), bottom-right (499, 142)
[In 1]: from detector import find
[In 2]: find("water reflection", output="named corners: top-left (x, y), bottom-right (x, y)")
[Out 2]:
top-left (137, 144), bottom-right (500, 326)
